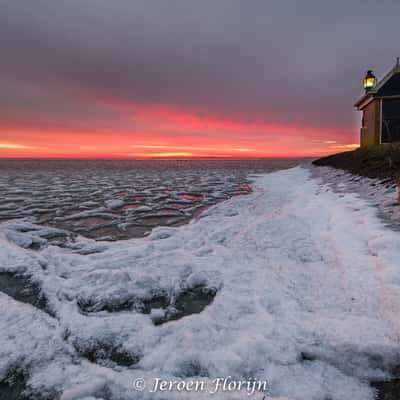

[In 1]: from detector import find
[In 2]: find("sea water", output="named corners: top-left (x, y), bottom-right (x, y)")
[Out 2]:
top-left (0, 158), bottom-right (305, 240)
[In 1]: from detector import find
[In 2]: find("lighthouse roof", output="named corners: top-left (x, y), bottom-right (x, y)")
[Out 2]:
top-left (354, 59), bottom-right (400, 110)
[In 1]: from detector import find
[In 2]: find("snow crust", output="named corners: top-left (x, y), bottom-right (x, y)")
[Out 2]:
top-left (1, 166), bottom-right (400, 399)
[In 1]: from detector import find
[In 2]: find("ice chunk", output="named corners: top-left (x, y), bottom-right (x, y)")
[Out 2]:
top-left (105, 199), bottom-right (124, 209)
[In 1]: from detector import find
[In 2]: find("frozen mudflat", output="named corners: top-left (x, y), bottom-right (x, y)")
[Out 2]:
top-left (0, 159), bottom-right (299, 241)
top-left (1, 166), bottom-right (400, 399)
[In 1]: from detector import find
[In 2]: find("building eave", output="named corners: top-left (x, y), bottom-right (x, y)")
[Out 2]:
top-left (354, 93), bottom-right (375, 110)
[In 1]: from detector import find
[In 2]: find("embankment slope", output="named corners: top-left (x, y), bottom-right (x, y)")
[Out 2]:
top-left (313, 144), bottom-right (400, 180)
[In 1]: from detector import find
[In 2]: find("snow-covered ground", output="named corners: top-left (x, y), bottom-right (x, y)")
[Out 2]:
top-left (1, 166), bottom-right (400, 400)
top-left (311, 165), bottom-right (400, 230)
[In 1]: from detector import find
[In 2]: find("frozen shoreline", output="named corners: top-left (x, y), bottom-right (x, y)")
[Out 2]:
top-left (1, 166), bottom-right (400, 399)
top-left (311, 164), bottom-right (400, 231)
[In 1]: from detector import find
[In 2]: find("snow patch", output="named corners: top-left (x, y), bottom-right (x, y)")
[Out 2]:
top-left (1, 166), bottom-right (400, 399)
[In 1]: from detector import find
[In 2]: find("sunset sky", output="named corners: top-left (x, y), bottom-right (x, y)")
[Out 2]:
top-left (1, 1), bottom-right (400, 158)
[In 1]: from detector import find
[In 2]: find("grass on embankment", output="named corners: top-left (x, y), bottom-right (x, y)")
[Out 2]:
top-left (312, 144), bottom-right (400, 181)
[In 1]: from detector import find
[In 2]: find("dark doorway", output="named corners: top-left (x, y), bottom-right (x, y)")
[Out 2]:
top-left (381, 98), bottom-right (400, 143)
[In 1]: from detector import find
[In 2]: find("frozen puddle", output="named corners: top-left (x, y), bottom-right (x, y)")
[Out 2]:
top-left (372, 378), bottom-right (400, 400)
top-left (73, 338), bottom-right (141, 368)
top-left (150, 285), bottom-right (218, 325)
top-left (2, 166), bottom-right (400, 399)
top-left (0, 369), bottom-right (32, 400)
top-left (77, 284), bottom-right (217, 326)
top-left (0, 272), bottom-right (48, 312)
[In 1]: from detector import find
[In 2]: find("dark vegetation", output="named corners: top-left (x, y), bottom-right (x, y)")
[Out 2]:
top-left (313, 144), bottom-right (400, 181)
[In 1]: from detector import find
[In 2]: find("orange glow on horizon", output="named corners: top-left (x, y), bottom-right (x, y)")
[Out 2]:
top-left (0, 101), bottom-right (358, 158)
top-left (0, 142), bottom-right (36, 150)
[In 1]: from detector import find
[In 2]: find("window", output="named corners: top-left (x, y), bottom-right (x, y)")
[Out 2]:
top-left (381, 99), bottom-right (400, 143)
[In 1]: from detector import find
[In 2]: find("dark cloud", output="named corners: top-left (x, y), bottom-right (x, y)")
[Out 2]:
top-left (1, 0), bottom-right (400, 135)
